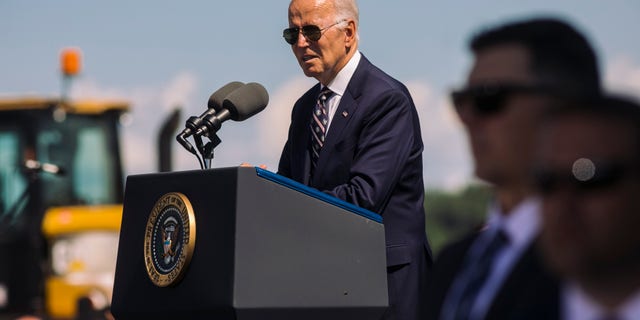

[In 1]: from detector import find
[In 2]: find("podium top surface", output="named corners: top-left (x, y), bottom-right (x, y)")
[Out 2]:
top-left (255, 167), bottom-right (383, 223)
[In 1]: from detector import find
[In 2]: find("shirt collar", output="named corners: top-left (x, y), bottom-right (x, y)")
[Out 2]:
top-left (485, 197), bottom-right (541, 248)
top-left (620, 289), bottom-right (640, 320)
top-left (564, 282), bottom-right (603, 320)
top-left (564, 281), bottom-right (640, 320)
top-left (323, 50), bottom-right (361, 97)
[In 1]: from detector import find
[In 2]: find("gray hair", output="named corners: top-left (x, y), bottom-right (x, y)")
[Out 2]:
top-left (333, 0), bottom-right (359, 27)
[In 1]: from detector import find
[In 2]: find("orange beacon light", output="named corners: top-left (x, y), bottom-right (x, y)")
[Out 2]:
top-left (60, 47), bottom-right (82, 77)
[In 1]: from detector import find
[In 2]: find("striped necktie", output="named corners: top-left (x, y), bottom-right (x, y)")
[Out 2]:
top-left (310, 87), bottom-right (333, 176)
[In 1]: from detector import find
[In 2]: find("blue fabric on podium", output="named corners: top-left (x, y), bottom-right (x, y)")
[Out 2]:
top-left (255, 167), bottom-right (383, 223)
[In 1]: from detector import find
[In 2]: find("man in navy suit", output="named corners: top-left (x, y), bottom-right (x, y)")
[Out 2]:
top-left (277, 0), bottom-right (431, 319)
top-left (424, 17), bottom-right (601, 320)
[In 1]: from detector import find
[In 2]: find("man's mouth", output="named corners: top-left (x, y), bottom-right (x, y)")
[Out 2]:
top-left (302, 55), bottom-right (317, 62)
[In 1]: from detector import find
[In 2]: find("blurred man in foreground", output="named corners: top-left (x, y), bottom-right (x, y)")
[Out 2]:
top-left (425, 17), bottom-right (601, 319)
top-left (533, 95), bottom-right (640, 320)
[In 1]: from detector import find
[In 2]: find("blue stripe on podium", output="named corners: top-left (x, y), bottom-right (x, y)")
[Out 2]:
top-left (255, 167), bottom-right (383, 223)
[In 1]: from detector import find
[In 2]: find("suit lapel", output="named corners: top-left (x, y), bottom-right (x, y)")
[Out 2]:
top-left (486, 241), bottom-right (560, 319)
top-left (314, 91), bottom-right (358, 176)
top-left (312, 57), bottom-right (369, 182)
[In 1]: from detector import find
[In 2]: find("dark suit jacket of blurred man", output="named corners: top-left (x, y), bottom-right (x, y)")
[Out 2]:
top-left (278, 54), bottom-right (432, 320)
top-left (425, 231), bottom-right (560, 320)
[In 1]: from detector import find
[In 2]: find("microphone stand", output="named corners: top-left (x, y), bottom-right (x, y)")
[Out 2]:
top-left (200, 133), bottom-right (221, 169)
top-left (176, 133), bottom-right (204, 169)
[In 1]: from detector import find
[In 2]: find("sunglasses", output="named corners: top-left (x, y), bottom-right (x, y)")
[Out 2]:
top-left (451, 84), bottom-right (553, 116)
top-left (283, 20), bottom-right (345, 45)
top-left (532, 158), bottom-right (636, 195)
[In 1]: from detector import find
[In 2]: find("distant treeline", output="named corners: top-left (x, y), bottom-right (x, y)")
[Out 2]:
top-left (425, 184), bottom-right (493, 255)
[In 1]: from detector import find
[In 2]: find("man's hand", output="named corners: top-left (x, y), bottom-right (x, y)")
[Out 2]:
top-left (240, 162), bottom-right (267, 169)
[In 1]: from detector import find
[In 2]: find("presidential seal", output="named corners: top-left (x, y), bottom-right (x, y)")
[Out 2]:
top-left (144, 192), bottom-right (196, 287)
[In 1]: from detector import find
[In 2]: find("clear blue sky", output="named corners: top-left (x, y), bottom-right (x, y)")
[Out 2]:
top-left (2, 0), bottom-right (640, 190)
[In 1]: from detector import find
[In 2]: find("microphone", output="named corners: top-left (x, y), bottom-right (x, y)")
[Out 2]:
top-left (24, 159), bottom-right (65, 176)
top-left (194, 82), bottom-right (269, 137)
top-left (178, 81), bottom-right (245, 139)
top-left (176, 81), bottom-right (244, 153)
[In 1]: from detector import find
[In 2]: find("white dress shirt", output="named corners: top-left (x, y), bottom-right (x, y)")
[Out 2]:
top-left (321, 51), bottom-right (361, 133)
top-left (563, 282), bottom-right (640, 320)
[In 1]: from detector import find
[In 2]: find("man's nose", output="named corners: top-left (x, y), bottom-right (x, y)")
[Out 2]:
top-left (455, 102), bottom-right (478, 127)
top-left (295, 31), bottom-right (310, 47)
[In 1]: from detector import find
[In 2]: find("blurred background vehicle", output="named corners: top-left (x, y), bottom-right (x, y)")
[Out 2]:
top-left (0, 48), bottom-right (179, 320)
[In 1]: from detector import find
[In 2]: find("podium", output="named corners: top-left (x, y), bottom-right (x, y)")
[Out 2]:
top-left (111, 167), bottom-right (388, 319)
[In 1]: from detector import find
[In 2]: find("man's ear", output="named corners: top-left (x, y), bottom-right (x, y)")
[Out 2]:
top-left (344, 20), bottom-right (357, 48)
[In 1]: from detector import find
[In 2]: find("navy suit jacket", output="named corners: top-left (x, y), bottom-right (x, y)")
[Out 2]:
top-left (425, 233), bottom-right (559, 320)
top-left (278, 54), bottom-right (431, 265)
top-left (278, 55), bottom-right (432, 319)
